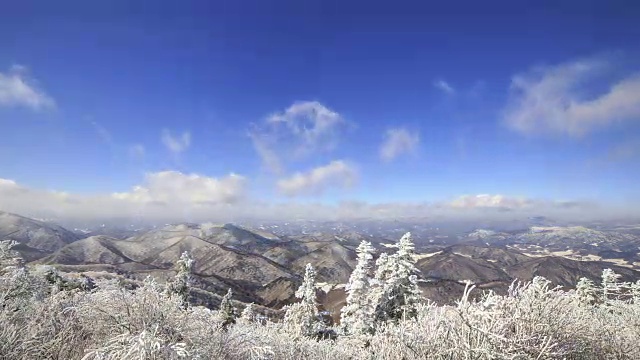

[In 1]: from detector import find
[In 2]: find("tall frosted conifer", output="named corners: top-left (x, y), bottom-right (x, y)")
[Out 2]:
top-left (341, 240), bottom-right (376, 335)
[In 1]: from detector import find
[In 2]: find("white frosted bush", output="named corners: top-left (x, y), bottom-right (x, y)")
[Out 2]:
top-left (81, 327), bottom-right (189, 360)
top-left (1, 247), bottom-right (640, 360)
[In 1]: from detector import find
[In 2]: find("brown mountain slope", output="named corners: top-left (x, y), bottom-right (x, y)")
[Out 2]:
top-left (0, 211), bottom-right (80, 255)
top-left (43, 223), bottom-right (355, 308)
top-left (290, 241), bottom-right (355, 283)
top-left (42, 224), bottom-right (301, 306)
top-left (42, 235), bottom-right (132, 265)
top-left (507, 256), bottom-right (639, 287)
top-left (416, 252), bottom-right (512, 284)
top-left (444, 244), bottom-right (530, 267)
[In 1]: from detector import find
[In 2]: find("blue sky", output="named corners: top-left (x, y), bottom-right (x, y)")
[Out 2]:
top-left (1, 0), bottom-right (639, 221)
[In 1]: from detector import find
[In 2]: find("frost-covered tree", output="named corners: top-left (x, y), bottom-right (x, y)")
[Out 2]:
top-left (284, 263), bottom-right (324, 337)
top-left (371, 232), bottom-right (422, 323)
top-left (219, 288), bottom-right (236, 328)
top-left (631, 280), bottom-right (640, 304)
top-left (601, 268), bottom-right (623, 303)
top-left (239, 302), bottom-right (256, 324)
top-left (340, 240), bottom-right (376, 335)
top-left (0, 240), bottom-right (23, 272)
top-left (574, 277), bottom-right (598, 306)
top-left (0, 240), bottom-right (18, 260)
top-left (373, 253), bottom-right (391, 282)
top-left (166, 251), bottom-right (194, 308)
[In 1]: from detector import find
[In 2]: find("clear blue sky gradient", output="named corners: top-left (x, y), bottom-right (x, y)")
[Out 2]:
top-left (1, 0), bottom-right (639, 205)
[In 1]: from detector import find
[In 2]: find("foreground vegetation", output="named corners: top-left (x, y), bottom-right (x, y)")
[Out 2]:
top-left (2, 237), bottom-right (640, 359)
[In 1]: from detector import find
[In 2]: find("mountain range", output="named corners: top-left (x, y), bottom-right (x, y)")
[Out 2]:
top-left (2, 210), bottom-right (640, 318)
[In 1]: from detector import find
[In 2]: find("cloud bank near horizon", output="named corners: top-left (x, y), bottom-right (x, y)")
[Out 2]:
top-left (0, 174), bottom-right (633, 224)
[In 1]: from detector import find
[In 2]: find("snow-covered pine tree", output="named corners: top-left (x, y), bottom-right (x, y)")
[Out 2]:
top-left (166, 251), bottom-right (194, 308)
top-left (369, 252), bottom-right (393, 323)
top-left (601, 268), bottom-right (623, 303)
top-left (239, 302), bottom-right (256, 324)
top-left (219, 288), bottom-right (236, 328)
top-left (371, 232), bottom-right (422, 323)
top-left (574, 277), bottom-right (599, 306)
top-left (373, 253), bottom-right (392, 281)
top-left (284, 263), bottom-right (324, 337)
top-left (340, 240), bottom-right (376, 335)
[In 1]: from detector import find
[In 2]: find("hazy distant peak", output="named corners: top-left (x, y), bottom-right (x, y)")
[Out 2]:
top-left (467, 229), bottom-right (498, 238)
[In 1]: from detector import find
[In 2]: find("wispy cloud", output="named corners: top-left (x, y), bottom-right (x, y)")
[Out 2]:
top-left (605, 140), bottom-right (640, 163)
top-left (161, 129), bottom-right (191, 155)
top-left (248, 131), bottom-right (284, 174)
top-left (380, 128), bottom-right (420, 162)
top-left (277, 160), bottom-right (357, 197)
top-left (91, 122), bottom-right (113, 145)
top-left (504, 57), bottom-right (640, 136)
top-left (450, 194), bottom-right (532, 209)
top-left (0, 65), bottom-right (55, 110)
top-left (433, 79), bottom-right (455, 95)
top-left (250, 101), bottom-right (347, 173)
top-left (129, 144), bottom-right (146, 159)
top-left (588, 138), bottom-right (640, 168)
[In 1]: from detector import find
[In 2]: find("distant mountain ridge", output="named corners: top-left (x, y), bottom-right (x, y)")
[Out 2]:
top-left (40, 222), bottom-right (358, 308)
top-left (3, 211), bottom-right (640, 312)
top-left (0, 211), bottom-right (80, 260)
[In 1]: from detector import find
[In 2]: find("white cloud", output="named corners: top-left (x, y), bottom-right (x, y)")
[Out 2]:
top-left (250, 101), bottom-right (347, 173)
top-left (161, 129), bottom-right (191, 155)
top-left (450, 194), bottom-right (532, 209)
top-left (433, 79), bottom-right (455, 95)
top-left (380, 128), bottom-right (420, 162)
top-left (112, 171), bottom-right (245, 205)
top-left (0, 171), bottom-right (246, 222)
top-left (267, 101), bottom-right (343, 145)
top-left (277, 160), bottom-right (357, 197)
top-left (0, 65), bottom-right (55, 110)
top-left (0, 178), bottom-right (19, 189)
top-left (504, 57), bottom-right (640, 136)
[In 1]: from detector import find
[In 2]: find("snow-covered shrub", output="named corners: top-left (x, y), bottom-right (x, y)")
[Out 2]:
top-left (0, 240), bottom-right (19, 260)
top-left (81, 326), bottom-right (189, 360)
top-left (1, 241), bottom-right (640, 360)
